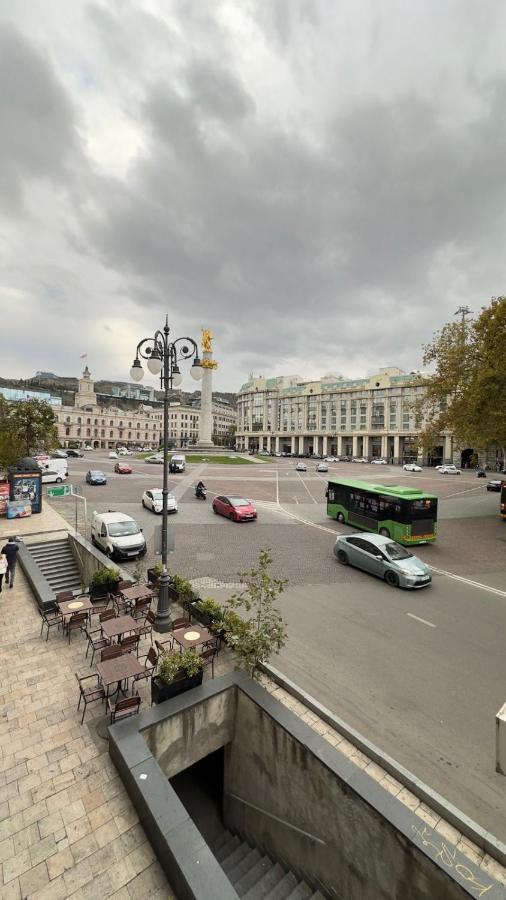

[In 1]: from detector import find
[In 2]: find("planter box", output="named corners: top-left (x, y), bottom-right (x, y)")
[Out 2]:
top-left (151, 671), bottom-right (203, 705)
top-left (90, 580), bottom-right (119, 599)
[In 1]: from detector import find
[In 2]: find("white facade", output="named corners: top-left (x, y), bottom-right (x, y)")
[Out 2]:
top-left (236, 368), bottom-right (454, 465)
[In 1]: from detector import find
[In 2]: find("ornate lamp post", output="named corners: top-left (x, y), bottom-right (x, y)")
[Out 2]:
top-left (130, 316), bottom-right (202, 632)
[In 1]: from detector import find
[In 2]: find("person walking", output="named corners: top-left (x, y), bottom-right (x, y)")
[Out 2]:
top-left (0, 552), bottom-right (7, 593)
top-left (1, 537), bottom-right (19, 588)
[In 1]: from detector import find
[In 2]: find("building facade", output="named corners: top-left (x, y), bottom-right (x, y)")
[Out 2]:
top-left (53, 367), bottom-right (237, 450)
top-left (236, 368), bottom-right (454, 465)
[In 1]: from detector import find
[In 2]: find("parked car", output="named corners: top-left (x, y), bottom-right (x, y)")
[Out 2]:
top-left (352, 457), bottom-right (368, 464)
top-left (83, 445), bottom-right (93, 451)
top-left (145, 455), bottom-right (164, 464)
top-left (67, 448), bottom-right (83, 458)
top-left (316, 462), bottom-right (329, 472)
top-left (487, 480), bottom-right (503, 492)
top-left (86, 470), bottom-right (107, 485)
top-left (114, 462), bottom-right (132, 474)
top-left (41, 470), bottom-right (67, 484)
top-left (91, 511), bottom-right (146, 560)
top-left (118, 447), bottom-right (132, 456)
top-left (371, 458), bottom-right (387, 465)
top-left (212, 495), bottom-right (257, 522)
top-left (51, 450), bottom-right (68, 459)
top-left (439, 465), bottom-right (461, 475)
top-left (325, 456), bottom-right (339, 462)
top-left (340, 456), bottom-right (352, 462)
top-left (142, 488), bottom-right (178, 514)
top-left (296, 462), bottom-right (307, 472)
top-left (403, 463), bottom-right (422, 472)
top-left (108, 451), bottom-right (118, 459)
top-left (333, 533), bottom-right (432, 589)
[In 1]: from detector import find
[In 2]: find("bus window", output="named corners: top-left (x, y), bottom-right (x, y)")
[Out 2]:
top-left (365, 496), bottom-right (379, 518)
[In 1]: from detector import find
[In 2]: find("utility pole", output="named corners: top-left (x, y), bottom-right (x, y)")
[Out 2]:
top-left (454, 305), bottom-right (473, 324)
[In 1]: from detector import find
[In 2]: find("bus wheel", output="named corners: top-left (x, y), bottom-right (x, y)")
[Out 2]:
top-left (379, 527), bottom-right (390, 538)
top-left (336, 512), bottom-right (345, 523)
top-left (337, 549), bottom-right (348, 565)
top-left (385, 570), bottom-right (399, 587)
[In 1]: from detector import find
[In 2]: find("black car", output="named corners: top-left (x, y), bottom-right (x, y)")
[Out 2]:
top-left (86, 470), bottom-right (107, 485)
top-left (67, 449), bottom-right (83, 458)
top-left (487, 480), bottom-right (503, 492)
top-left (476, 469), bottom-right (486, 477)
top-left (340, 455), bottom-right (352, 462)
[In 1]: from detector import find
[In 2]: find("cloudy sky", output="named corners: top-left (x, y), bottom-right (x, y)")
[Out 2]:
top-left (1, 1), bottom-right (505, 391)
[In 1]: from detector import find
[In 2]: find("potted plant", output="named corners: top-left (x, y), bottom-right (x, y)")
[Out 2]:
top-left (147, 561), bottom-right (164, 589)
top-left (151, 648), bottom-right (204, 705)
top-left (170, 574), bottom-right (197, 609)
top-left (89, 566), bottom-right (120, 599)
top-left (192, 597), bottom-right (224, 629)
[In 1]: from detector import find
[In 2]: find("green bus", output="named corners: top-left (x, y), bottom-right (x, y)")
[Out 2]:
top-left (326, 478), bottom-right (438, 545)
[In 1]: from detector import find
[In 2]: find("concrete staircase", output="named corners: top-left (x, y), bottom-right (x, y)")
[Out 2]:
top-left (213, 830), bottom-right (325, 899)
top-left (27, 538), bottom-right (82, 594)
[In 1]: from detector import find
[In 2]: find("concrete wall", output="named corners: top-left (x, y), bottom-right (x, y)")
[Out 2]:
top-left (223, 691), bottom-right (491, 900)
top-left (144, 689), bottom-right (236, 779)
top-left (68, 531), bottom-right (131, 587)
top-left (496, 701), bottom-right (506, 775)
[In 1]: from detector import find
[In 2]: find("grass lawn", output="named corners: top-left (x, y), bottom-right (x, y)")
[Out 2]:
top-left (135, 452), bottom-right (264, 465)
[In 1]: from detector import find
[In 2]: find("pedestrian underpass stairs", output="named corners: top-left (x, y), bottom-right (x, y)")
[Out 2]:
top-left (26, 538), bottom-right (82, 593)
top-left (213, 830), bottom-right (326, 899)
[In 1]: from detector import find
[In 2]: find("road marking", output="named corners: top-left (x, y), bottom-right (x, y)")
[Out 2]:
top-left (429, 567), bottom-right (506, 598)
top-left (275, 469), bottom-right (279, 505)
top-left (296, 472), bottom-right (318, 504)
top-left (406, 613), bottom-right (436, 628)
top-left (442, 486), bottom-right (485, 499)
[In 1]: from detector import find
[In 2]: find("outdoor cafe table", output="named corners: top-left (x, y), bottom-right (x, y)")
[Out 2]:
top-left (171, 624), bottom-right (214, 652)
top-left (101, 614), bottom-right (138, 642)
top-left (120, 584), bottom-right (154, 604)
top-left (96, 652), bottom-right (144, 700)
top-left (57, 595), bottom-right (93, 621)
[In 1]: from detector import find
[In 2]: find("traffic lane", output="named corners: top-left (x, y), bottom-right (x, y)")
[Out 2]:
top-left (274, 575), bottom-right (506, 841)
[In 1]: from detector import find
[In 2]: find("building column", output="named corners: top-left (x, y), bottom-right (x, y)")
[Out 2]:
top-left (381, 435), bottom-right (388, 458)
top-left (337, 435), bottom-right (342, 456)
top-left (393, 435), bottom-right (400, 464)
top-left (298, 435), bottom-right (304, 454)
top-left (444, 435), bottom-right (452, 463)
top-left (266, 435), bottom-right (271, 452)
top-left (322, 436), bottom-right (328, 456)
top-left (352, 435), bottom-right (358, 457)
top-left (291, 435), bottom-right (296, 454)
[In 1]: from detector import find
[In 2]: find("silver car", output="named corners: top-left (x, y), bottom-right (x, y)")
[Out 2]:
top-left (333, 533), bottom-right (431, 589)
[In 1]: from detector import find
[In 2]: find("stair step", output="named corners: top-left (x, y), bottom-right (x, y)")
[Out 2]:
top-left (243, 863), bottom-right (286, 899)
top-left (286, 884), bottom-right (313, 899)
top-left (222, 841), bottom-right (254, 875)
top-left (309, 892), bottom-right (326, 899)
top-left (212, 830), bottom-right (233, 858)
top-left (228, 848), bottom-right (261, 886)
top-left (266, 872), bottom-right (298, 900)
top-left (215, 834), bottom-right (241, 864)
top-left (29, 543), bottom-right (70, 553)
top-left (235, 856), bottom-right (272, 896)
top-left (31, 550), bottom-right (75, 560)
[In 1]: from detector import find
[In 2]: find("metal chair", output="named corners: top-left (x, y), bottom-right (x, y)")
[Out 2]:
top-left (172, 616), bottom-right (190, 630)
top-left (85, 625), bottom-right (110, 667)
top-left (40, 608), bottom-right (63, 641)
top-left (155, 638), bottom-right (170, 656)
top-left (200, 644), bottom-right (217, 679)
top-left (67, 611), bottom-right (88, 644)
top-left (55, 590), bottom-right (74, 604)
top-left (119, 633), bottom-right (140, 657)
top-left (107, 693), bottom-right (141, 724)
top-left (100, 644), bottom-right (123, 662)
top-left (75, 673), bottom-right (105, 724)
top-left (131, 647), bottom-right (158, 693)
top-left (136, 609), bottom-right (155, 644)
top-left (132, 596), bottom-right (151, 620)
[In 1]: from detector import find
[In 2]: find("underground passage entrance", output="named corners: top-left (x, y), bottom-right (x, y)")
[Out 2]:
top-left (170, 747), bottom-right (225, 848)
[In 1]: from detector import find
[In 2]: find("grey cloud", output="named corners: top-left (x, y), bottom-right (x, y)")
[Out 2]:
top-left (186, 60), bottom-right (255, 122)
top-left (0, 24), bottom-right (78, 213)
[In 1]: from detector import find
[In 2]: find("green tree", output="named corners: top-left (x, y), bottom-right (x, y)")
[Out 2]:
top-left (416, 297), bottom-right (506, 462)
top-left (0, 399), bottom-right (59, 468)
top-left (223, 548), bottom-right (288, 679)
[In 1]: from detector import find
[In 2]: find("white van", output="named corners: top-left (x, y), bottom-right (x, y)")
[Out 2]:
top-left (36, 456), bottom-right (68, 477)
top-left (91, 511), bottom-right (146, 561)
top-left (169, 454), bottom-right (186, 473)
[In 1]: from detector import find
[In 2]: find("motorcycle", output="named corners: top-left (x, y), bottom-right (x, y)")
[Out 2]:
top-left (194, 485), bottom-right (207, 500)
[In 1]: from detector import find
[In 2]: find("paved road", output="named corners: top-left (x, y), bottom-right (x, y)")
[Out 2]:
top-left (51, 453), bottom-right (506, 838)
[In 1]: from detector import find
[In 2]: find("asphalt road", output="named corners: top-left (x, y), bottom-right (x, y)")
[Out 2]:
top-left (51, 452), bottom-right (506, 839)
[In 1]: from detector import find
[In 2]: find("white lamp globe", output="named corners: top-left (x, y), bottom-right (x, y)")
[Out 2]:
top-left (190, 361), bottom-right (203, 381)
top-left (172, 372), bottom-right (183, 387)
top-left (147, 353), bottom-right (162, 375)
top-left (130, 360), bottom-right (144, 381)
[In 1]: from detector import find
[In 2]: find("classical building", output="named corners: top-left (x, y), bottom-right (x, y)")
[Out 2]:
top-left (53, 367), bottom-right (237, 450)
top-left (236, 368), bottom-right (455, 465)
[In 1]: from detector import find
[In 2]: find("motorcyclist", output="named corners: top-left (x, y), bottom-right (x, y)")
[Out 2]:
top-left (195, 480), bottom-right (206, 498)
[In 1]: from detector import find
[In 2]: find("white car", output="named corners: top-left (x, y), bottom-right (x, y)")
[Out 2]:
top-left (403, 463), bottom-right (422, 472)
top-left (108, 451), bottom-right (118, 459)
top-left (439, 465), bottom-right (461, 475)
top-left (371, 458), bottom-right (387, 465)
top-left (118, 447), bottom-right (132, 456)
top-left (296, 462), bottom-right (307, 472)
top-left (316, 462), bottom-right (328, 472)
top-left (41, 469), bottom-right (68, 484)
top-left (142, 488), bottom-right (178, 514)
top-left (145, 455), bottom-right (164, 464)
top-left (83, 445), bottom-right (93, 451)
top-left (352, 457), bottom-right (368, 464)
top-left (324, 456), bottom-right (339, 462)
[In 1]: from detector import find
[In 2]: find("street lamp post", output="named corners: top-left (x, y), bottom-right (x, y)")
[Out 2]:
top-left (130, 316), bottom-right (202, 632)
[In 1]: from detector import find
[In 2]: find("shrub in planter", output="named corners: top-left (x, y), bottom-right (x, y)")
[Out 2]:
top-left (170, 574), bottom-right (195, 602)
top-left (147, 562), bottom-right (164, 588)
top-left (151, 648), bottom-right (203, 704)
top-left (193, 597), bottom-right (223, 628)
top-left (89, 566), bottom-right (120, 598)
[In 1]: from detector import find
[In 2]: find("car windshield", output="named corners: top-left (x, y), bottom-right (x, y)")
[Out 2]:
top-left (151, 490), bottom-right (163, 499)
top-left (385, 542), bottom-right (412, 561)
top-left (91, 471), bottom-right (104, 477)
top-left (229, 498), bottom-right (250, 507)
top-left (108, 522), bottom-right (140, 536)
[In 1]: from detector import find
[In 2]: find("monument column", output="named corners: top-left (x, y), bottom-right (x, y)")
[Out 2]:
top-left (196, 329), bottom-right (217, 450)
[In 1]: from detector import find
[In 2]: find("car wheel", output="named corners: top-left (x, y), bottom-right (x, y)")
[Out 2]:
top-left (213, 506), bottom-right (218, 514)
top-left (336, 549), bottom-right (348, 565)
top-left (336, 512), bottom-right (345, 523)
top-left (379, 527), bottom-right (390, 538)
top-left (56, 477), bottom-right (62, 483)
top-left (385, 570), bottom-right (399, 587)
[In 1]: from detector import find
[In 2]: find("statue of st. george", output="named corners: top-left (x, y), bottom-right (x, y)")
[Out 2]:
top-left (201, 328), bottom-right (213, 353)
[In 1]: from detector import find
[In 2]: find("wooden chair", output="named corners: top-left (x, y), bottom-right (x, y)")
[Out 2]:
top-left (136, 609), bottom-right (155, 644)
top-left (131, 647), bottom-right (158, 693)
top-left (40, 608), bottom-right (63, 641)
top-left (68, 611), bottom-right (88, 644)
top-left (99, 609), bottom-right (116, 629)
top-left (100, 644), bottom-right (123, 662)
top-left (155, 639), bottom-right (170, 656)
top-left (85, 625), bottom-right (109, 667)
top-left (200, 644), bottom-right (217, 679)
top-left (119, 634), bottom-right (140, 657)
top-left (107, 693), bottom-right (141, 724)
top-left (56, 590), bottom-right (74, 604)
top-left (132, 596), bottom-right (151, 620)
top-left (171, 616), bottom-right (189, 630)
top-left (75, 673), bottom-right (105, 725)
top-left (91, 593), bottom-right (111, 616)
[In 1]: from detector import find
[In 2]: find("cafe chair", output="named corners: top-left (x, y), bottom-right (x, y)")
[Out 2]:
top-left (132, 596), bottom-right (151, 620)
top-left (131, 647), bottom-right (158, 694)
top-left (85, 625), bottom-right (110, 667)
top-left (107, 693), bottom-right (141, 725)
top-left (136, 609), bottom-right (155, 644)
top-left (100, 644), bottom-right (123, 662)
top-left (75, 673), bottom-right (105, 725)
top-left (39, 608), bottom-right (63, 641)
top-left (155, 638), bottom-right (171, 655)
top-left (119, 633), bottom-right (140, 657)
top-left (67, 611), bottom-right (88, 644)
top-left (200, 644), bottom-right (217, 679)
top-left (171, 616), bottom-right (190, 630)
top-left (55, 590), bottom-right (74, 604)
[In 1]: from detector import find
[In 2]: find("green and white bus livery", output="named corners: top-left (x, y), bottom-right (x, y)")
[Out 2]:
top-left (326, 478), bottom-right (438, 545)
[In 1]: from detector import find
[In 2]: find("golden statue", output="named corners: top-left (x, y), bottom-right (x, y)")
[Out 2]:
top-left (201, 328), bottom-right (213, 353)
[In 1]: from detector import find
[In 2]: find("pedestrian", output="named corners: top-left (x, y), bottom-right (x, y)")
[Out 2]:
top-left (1, 537), bottom-right (19, 589)
top-left (0, 552), bottom-right (6, 593)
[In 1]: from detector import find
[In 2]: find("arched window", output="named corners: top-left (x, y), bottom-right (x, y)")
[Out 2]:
top-left (110, 431), bottom-right (114, 438)
top-left (101, 429), bottom-right (105, 437)
top-left (87, 418), bottom-right (91, 425)
top-left (94, 419), bottom-right (98, 425)
top-left (65, 427), bottom-right (70, 436)
top-left (102, 419), bottom-right (105, 426)
top-left (77, 417), bottom-right (81, 424)
top-left (110, 420), bottom-right (114, 426)
top-left (87, 428), bottom-right (91, 436)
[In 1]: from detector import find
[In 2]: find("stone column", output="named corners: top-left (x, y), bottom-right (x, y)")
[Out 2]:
top-left (393, 435), bottom-right (400, 464)
top-left (381, 435), bottom-right (388, 458)
top-left (322, 436), bottom-right (328, 456)
top-left (196, 333), bottom-right (217, 450)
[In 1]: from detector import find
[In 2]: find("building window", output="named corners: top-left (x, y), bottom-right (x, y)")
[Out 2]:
top-left (87, 418), bottom-right (91, 425)
top-left (110, 420), bottom-right (114, 426)
top-left (110, 431), bottom-right (114, 438)
top-left (77, 417), bottom-right (81, 425)
top-left (94, 419), bottom-right (98, 425)
top-left (101, 429), bottom-right (105, 437)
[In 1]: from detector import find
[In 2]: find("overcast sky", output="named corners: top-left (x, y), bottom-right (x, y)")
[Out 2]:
top-left (1, 1), bottom-right (505, 391)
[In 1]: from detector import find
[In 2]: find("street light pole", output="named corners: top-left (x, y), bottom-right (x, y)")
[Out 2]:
top-left (130, 316), bottom-right (202, 632)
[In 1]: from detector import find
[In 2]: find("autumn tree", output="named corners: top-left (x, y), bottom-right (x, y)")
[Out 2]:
top-left (416, 297), bottom-right (506, 461)
top-left (0, 399), bottom-right (59, 468)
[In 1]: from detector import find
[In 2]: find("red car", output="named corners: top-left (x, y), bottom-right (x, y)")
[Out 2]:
top-left (114, 462), bottom-right (132, 474)
top-left (212, 495), bottom-right (257, 522)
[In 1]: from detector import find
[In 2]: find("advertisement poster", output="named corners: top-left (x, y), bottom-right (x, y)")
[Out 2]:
top-left (0, 482), bottom-right (9, 517)
top-left (7, 500), bottom-right (32, 519)
top-left (10, 473), bottom-right (42, 514)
